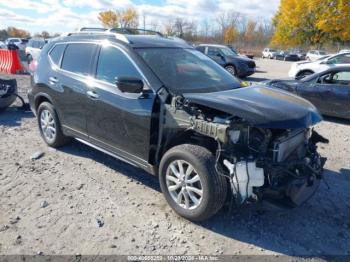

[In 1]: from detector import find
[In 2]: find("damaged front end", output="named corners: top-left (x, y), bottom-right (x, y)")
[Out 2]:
top-left (162, 93), bottom-right (328, 209)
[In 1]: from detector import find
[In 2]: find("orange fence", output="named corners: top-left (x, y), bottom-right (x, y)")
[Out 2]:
top-left (0, 49), bottom-right (25, 74)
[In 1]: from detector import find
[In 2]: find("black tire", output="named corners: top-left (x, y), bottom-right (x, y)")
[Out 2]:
top-left (296, 70), bottom-right (314, 79)
top-left (37, 102), bottom-right (70, 148)
top-left (225, 65), bottom-right (237, 76)
top-left (27, 54), bottom-right (33, 63)
top-left (159, 144), bottom-right (227, 221)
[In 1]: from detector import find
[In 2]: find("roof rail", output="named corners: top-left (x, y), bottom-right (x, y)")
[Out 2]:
top-left (68, 28), bottom-right (130, 44)
top-left (68, 27), bottom-right (165, 44)
top-left (109, 28), bottom-right (163, 36)
top-left (78, 27), bottom-right (108, 32)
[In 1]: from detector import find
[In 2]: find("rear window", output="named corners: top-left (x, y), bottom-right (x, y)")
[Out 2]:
top-left (61, 43), bottom-right (97, 75)
top-left (49, 44), bottom-right (66, 66)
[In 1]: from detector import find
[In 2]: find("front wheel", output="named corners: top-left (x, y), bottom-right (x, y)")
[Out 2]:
top-left (159, 144), bottom-right (227, 221)
top-left (225, 65), bottom-right (237, 76)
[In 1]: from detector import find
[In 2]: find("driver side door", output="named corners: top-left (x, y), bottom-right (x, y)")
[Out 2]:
top-left (86, 44), bottom-right (156, 165)
top-left (316, 71), bottom-right (350, 118)
top-left (206, 47), bottom-right (225, 66)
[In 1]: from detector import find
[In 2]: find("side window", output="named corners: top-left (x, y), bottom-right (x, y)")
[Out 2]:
top-left (334, 72), bottom-right (350, 85)
top-left (61, 43), bottom-right (97, 75)
top-left (319, 71), bottom-right (350, 85)
top-left (207, 47), bottom-right (219, 56)
top-left (96, 45), bottom-right (141, 84)
top-left (49, 44), bottom-right (66, 66)
top-left (196, 46), bottom-right (205, 53)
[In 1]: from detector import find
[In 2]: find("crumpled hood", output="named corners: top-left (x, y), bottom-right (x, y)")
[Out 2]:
top-left (184, 86), bottom-right (322, 129)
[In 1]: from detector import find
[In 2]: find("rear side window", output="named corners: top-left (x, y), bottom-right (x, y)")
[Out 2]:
top-left (49, 44), bottom-right (66, 66)
top-left (96, 45), bottom-right (141, 84)
top-left (196, 46), bottom-right (205, 53)
top-left (61, 43), bottom-right (97, 75)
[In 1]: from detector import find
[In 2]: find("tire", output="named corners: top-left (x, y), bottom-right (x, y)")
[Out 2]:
top-left (159, 144), bottom-right (227, 221)
top-left (27, 54), bottom-right (33, 63)
top-left (37, 102), bottom-right (70, 148)
top-left (224, 65), bottom-right (237, 76)
top-left (296, 70), bottom-right (314, 79)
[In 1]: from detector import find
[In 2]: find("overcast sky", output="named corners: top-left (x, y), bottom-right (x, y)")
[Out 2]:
top-left (0, 0), bottom-right (280, 34)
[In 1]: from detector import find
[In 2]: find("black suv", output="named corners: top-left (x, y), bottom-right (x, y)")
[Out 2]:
top-left (28, 28), bottom-right (327, 221)
top-left (195, 44), bottom-right (256, 77)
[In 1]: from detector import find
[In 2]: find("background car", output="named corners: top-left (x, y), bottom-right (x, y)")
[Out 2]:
top-left (196, 44), bottom-right (256, 77)
top-left (288, 48), bottom-right (306, 60)
top-left (339, 49), bottom-right (350, 54)
top-left (306, 50), bottom-right (327, 61)
top-left (5, 38), bottom-right (26, 50)
top-left (0, 41), bottom-right (6, 49)
top-left (288, 52), bottom-right (350, 79)
top-left (25, 38), bottom-right (47, 62)
top-left (262, 48), bottom-right (278, 59)
top-left (274, 50), bottom-right (300, 61)
top-left (265, 66), bottom-right (350, 119)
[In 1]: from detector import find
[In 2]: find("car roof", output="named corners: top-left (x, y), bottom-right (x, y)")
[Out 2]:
top-left (56, 30), bottom-right (192, 49)
top-left (197, 44), bottom-right (227, 48)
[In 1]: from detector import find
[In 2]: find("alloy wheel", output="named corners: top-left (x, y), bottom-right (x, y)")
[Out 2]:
top-left (40, 109), bottom-right (56, 143)
top-left (166, 160), bottom-right (203, 210)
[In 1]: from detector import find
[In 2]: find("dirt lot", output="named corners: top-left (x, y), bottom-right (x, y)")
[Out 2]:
top-left (0, 59), bottom-right (349, 257)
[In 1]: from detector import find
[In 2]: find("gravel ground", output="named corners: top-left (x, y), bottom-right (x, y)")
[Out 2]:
top-left (0, 59), bottom-right (349, 257)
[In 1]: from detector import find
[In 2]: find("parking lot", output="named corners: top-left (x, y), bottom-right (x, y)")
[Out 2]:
top-left (0, 58), bottom-right (349, 257)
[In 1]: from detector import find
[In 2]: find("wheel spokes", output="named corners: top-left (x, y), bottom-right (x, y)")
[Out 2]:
top-left (186, 186), bottom-right (203, 197)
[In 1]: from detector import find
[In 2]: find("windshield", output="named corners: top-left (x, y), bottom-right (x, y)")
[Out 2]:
top-left (136, 48), bottom-right (241, 94)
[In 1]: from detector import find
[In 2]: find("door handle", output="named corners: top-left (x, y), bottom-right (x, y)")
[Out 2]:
top-left (86, 90), bottom-right (99, 100)
top-left (49, 76), bottom-right (58, 84)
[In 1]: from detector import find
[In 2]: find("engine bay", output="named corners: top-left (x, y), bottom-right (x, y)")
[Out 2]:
top-left (163, 96), bottom-right (328, 208)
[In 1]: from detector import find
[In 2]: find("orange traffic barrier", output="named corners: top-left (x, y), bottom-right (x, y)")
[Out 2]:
top-left (0, 49), bottom-right (25, 74)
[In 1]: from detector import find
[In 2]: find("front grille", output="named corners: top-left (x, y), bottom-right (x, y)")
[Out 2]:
top-left (273, 130), bottom-right (306, 162)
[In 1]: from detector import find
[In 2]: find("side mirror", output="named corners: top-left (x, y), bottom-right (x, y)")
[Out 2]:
top-left (115, 76), bottom-right (144, 93)
top-left (216, 53), bottom-right (223, 58)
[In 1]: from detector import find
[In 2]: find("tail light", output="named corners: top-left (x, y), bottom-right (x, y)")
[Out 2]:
top-left (29, 59), bottom-right (38, 72)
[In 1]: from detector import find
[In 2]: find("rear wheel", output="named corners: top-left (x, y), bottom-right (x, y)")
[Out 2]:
top-left (37, 102), bottom-right (70, 148)
top-left (159, 144), bottom-right (227, 221)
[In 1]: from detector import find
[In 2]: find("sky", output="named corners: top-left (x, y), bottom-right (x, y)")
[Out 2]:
top-left (0, 0), bottom-right (280, 34)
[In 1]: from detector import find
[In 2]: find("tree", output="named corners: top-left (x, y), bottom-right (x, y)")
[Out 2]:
top-left (272, 0), bottom-right (350, 47)
top-left (98, 7), bottom-right (138, 29)
top-left (244, 20), bottom-right (257, 43)
top-left (7, 27), bottom-right (30, 38)
top-left (224, 26), bottom-right (239, 44)
top-left (313, 0), bottom-right (350, 42)
top-left (119, 7), bottom-right (138, 28)
top-left (98, 10), bottom-right (119, 28)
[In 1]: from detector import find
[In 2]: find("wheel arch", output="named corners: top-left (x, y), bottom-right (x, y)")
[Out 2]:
top-left (153, 130), bottom-right (217, 169)
top-left (34, 93), bottom-right (54, 112)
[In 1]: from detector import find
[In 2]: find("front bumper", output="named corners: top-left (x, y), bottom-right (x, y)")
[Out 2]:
top-left (238, 67), bottom-right (256, 77)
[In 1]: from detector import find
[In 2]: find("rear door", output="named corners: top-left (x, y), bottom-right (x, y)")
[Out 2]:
top-left (86, 44), bottom-right (156, 165)
top-left (51, 42), bottom-right (98, 139)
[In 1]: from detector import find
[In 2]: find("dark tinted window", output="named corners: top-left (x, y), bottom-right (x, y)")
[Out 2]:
top-left (61, 43), bottom-right (96, 75)
top-left (207, 47), bottom-right (220, 56)
top-left (196, 46), bottom-right (205, 53)
top-left (49, 44), bottom-right (66, 66)
top-left (96, 45), bottom-right (141, 84)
